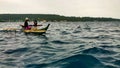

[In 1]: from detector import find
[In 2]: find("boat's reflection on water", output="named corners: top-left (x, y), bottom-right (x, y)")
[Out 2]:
top-left (25, 33), bottom-right (49, 40)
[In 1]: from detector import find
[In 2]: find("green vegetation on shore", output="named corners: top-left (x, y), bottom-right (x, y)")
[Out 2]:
top-left (0, 14), bottom-right (120, 22)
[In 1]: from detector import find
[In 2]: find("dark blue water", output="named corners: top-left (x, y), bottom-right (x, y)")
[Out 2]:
top-left (0, 22), bottom-right (120, 68)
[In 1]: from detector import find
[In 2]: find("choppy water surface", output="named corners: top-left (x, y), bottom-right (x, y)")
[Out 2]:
top-left (0, 22), bottom-right (120, 68)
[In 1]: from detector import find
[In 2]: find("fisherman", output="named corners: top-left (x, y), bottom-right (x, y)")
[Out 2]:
top-left (33, 20), bottom-right (37, 27)
top-left (24, 17), bottom-right (31, 29)
top-left (33, 20), bottom-right (43, 27)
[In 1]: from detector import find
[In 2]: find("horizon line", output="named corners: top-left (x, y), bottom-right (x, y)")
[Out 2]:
top-left (0, 13), bottom-right (120, 19)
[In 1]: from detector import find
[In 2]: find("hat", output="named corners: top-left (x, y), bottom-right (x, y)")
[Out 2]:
top-left (34, 20), bottom-right (37, 22)
top-left (25, 17), bottom-right (29, 20)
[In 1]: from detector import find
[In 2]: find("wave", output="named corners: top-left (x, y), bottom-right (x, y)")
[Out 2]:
top-left (81, 34), bottom-right (112, 40)
top-left (112, 60), bottom-right (120, 66)
top-left (25, 54), bottom-right (105, 68)
top-left (60, 31), bottom-right (71, 35)
top-left (51, 39), bottom-right (84, 45)
top-left (51, 40), bottom-right (70, 44)
top-left (110, 30), bottom-right (120, 32)
top-left (105, 65), bottom-right (118, 68)
top-left (4, 47), bottom-right (29, 54)
top-left (0, 38), bottom-right (5, 41)
top-left (26, 64), bottom-right (47, 68)
top-left (100, 45), bottom-right (120, 48)
top-left (82, 47), bottom-right (116, 55)
top-left (95, 30), bottom-right (108, 32)
top-left (72, 30), bottom-right (82, 33)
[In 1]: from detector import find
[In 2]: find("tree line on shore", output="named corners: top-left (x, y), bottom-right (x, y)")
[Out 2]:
top-left (0, 14), bottom-right (120, 22)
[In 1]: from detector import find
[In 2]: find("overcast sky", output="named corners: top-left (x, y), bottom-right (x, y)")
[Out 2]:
top-left (0, 0), bottom-right (120, 18)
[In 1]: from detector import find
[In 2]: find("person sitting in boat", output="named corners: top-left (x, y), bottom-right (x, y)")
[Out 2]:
top-left (33, 20), bottom-right (42, 27)
top-left (33, 20), bottom-right (37, 27)
top-left (24, 17), bottom-right (31, 30)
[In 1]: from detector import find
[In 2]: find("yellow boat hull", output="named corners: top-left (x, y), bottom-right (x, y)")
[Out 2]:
top-left (24, 29), bottom-right (46, 33)
top-left (22, 24), bottom-right (50, 34)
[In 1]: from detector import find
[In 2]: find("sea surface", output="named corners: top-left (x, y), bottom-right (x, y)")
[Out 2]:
top-left (0, 22), bottom-right (120, 68)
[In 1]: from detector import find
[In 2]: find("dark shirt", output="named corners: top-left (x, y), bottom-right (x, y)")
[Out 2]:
top-left (24, 20), bottom-right (28, 28)
top-left (34, 22), bottom-right (37, 26)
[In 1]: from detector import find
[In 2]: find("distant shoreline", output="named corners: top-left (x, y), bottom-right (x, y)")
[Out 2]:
top-left (0, 14), bottom-right (120, 22)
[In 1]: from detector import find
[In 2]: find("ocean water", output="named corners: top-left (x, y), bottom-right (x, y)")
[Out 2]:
top-left (0, 22), bottom-right (120, 68)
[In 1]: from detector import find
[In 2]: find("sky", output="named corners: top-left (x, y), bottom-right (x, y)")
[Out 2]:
top-left (0, 0), bottom-right (120, 18)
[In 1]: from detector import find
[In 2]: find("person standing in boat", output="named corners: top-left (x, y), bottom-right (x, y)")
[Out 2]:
top-left (24, 17), bottom-right (31, 29)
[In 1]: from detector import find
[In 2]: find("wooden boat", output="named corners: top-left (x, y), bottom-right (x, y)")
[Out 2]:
top-left (21, 24), bottom-right (50, 34)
